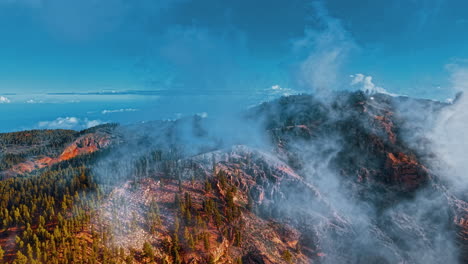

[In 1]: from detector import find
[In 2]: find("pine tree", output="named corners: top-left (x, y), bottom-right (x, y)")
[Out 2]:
top-left (212, 153), bottom-right (217, 175)
top-left (208, 255), bottom-right (216, 264)
top-left (188, 233), bottom-right (195, 250)
top-left (143, 241), bottom-right (154, 261)
top-left (27, 243), bottom-right (33, 262)
top-left (205, 180), bottom-right (212, 193)
top-left (125, 254), bottom-right (134, 264)
top-left (174, 216), bottom-right (180, 233)
top-left (14, 251), bottom-right (28, 264)
top-left (247, 192), bottom-right (254, 211)
top-left (0, 245), bottom-right (4, 262)
top-left (174, 249), bottom-right (181, 264)
top-left (203, 233), bottom-right (210, 251)
top-left (282, 249), bottom-right (293, 264)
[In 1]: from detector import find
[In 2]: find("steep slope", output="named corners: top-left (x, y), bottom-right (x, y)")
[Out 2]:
top-left (86, 91), bottom-right (464, 263)
top-left (0, 124), bottom-right (116, 178)
top-left (95, 146), bottom-right (316, 263)
top-left (249, 92), bottom-right (462, 263)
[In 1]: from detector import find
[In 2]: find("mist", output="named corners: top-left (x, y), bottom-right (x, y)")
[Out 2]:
top-left (2, 0), bottom-right (468, 263)
top-left (78, 1), bottom-right (468, 263)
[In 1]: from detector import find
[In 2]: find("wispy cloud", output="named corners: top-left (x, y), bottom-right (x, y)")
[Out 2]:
top-left (0, 96), bottom-right (10, 103)
top-left (47, 90), bottom-right (249, 96)
top-left (292, 1), bottom-right (357, 95)
top-left (0, 0), bottom-right (187, 41)
top-left (26, 99), bottom-right (44, 104)
top-left (102, 108), bottom-right (139, 114)
top-left (38, 117), bottom-right (102, 130)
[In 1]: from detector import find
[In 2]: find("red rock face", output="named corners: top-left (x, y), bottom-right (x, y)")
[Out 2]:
top-left (385, 152), bottom-right (428, 190)
top-left (455, 214), bottom-right (468, 240)
top-left (59, 133), bottom-right (111, 161)
top-left (6, 132), bottom-right (111, 175)
top-left (448, 199), bottom-right (468, 262)
top-left (374, 114), bottom-right (396, 144)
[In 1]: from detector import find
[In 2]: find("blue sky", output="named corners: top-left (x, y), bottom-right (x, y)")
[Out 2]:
top-left (1, 0), bottom-right (468, 132)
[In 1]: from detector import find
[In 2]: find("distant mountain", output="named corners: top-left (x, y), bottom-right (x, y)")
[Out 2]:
top-left (1, 91), bottom-right (466, 264)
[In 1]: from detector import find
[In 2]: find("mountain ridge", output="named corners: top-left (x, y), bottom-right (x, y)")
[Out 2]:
top-left (0, 91), bottom-right (466, 263)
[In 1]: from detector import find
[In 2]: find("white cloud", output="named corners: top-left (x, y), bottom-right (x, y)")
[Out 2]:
top-left (430, 65), bottom-right (468, 190)
top-left (266, 84), bottom-right (297, 97)
top-left (38, 117), bottom-right (102, 130)
top-left (101, 108), bottom-right (139, 114)
top-left (0, 96), bottom-right (11, 103)
top-left (26, 99), bottom-right (44, 104)
top-left (445, 63), bottom-right (468, 93)
top-left (38, 117), bottom-right (78, 129)
top-left (293, 2), bottom-right (357, 95)
top-left (85, 119), bottom-right (102, 128)
top-left (271, 84), bottom-right (281, 90)
top-left (350, 73), bottom-right (395, 96)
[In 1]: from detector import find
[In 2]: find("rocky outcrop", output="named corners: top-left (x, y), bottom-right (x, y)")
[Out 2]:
top-left (59, 133), bottom-right (111, 161)
top-left (4, 132), bottom-right (112, 176)
top-left (385, 152), bottom-right (428, 190)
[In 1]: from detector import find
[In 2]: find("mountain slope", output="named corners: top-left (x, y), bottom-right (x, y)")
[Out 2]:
top-left (0, 91), bottom-right (466, 264)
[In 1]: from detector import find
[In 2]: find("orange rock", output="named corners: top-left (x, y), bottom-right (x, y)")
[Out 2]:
top-left (6, 132), bottom-right (111, 176)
